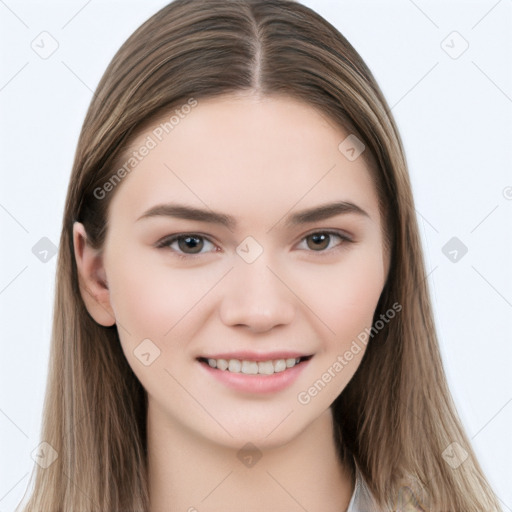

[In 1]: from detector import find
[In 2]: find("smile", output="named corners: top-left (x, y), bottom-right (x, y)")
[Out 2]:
top-left (198, 356), bottom-right (312, 375)
top-left (197, 354), bottom-right (313, 394)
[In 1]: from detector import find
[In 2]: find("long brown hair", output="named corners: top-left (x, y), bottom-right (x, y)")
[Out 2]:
top-left (17, 0), bottom-right (502, 510)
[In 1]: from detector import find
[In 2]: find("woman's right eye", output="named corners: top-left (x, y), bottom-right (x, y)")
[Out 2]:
top-left (155, 234), bottom-right (218, 259)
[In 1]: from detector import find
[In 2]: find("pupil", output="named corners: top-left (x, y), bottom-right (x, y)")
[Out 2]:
top-left (310, 233), bottom-right (328, 250)
top-left (180, 236), bottom-right (202, 253)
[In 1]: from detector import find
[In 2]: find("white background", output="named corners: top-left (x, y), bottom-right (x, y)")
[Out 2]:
top-left (1, 0), bottom-right (511, 510)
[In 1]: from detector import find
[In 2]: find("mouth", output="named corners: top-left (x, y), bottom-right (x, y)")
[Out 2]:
top-left (197, 355), bottom-right (313, 376)
top-left (196, 353), bottom-right (314, 394)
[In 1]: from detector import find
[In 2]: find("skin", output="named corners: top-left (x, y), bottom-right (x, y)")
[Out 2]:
top-left (73, 91), bottom-right (390, 512)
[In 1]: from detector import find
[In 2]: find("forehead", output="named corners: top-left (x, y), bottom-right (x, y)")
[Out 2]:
top-left (107, 93), bottom-right (380, 229)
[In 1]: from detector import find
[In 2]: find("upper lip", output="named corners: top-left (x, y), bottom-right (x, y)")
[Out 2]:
top-left (198, 351), bottom-right (312, 362)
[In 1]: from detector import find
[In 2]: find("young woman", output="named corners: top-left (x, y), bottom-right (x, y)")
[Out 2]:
top-left (17, 0), bottom-right (502, 511)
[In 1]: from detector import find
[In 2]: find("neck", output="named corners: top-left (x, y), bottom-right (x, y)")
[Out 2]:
top-left (147, 401), bottom-right (355, 512)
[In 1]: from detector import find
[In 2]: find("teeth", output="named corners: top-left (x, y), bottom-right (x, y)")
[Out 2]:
top-left (285, 358), bottom-right (296, 368)
top-left (258, 361), bottom-right (274, 375)
top-left (216, 359), bottom-right (228, 371)
top-left (228, 359), bottom-right (241, 372)
top-left (274, 359), bottom-right (287, 372)
top-left (205, 357), bottom-right (303, 374)
top-left (241, 360), bottom-right (259, 375)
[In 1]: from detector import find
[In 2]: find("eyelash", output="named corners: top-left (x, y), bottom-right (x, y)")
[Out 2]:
top-left (154, 230), bottom-right (353, 260)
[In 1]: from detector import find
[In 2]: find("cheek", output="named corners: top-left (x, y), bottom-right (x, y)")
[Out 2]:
top-left (106, 251), bottom-right (220, 348)
top-left (293, 250), bottom-right (385, 406)
top-left (106, 251), bottom-right (183, 340)
top-left (299, 248), bottom-right (385, 343)
top-left (105, 253), bottom-right (205, 393)
top-left (110, 272), bottom-right (166, 335)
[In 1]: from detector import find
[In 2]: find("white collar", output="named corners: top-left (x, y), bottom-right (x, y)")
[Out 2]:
top-left (345, 463), bottom-right (381, 512)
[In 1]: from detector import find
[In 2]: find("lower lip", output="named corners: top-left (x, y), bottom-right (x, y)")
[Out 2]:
top-left (198, 358), bottom-right (312, 394)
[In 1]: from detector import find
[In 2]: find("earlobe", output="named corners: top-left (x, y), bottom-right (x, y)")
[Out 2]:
top-left (72, 221), bottom-right (116, 327)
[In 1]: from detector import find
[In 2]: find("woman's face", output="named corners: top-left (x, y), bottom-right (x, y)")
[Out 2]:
top-left (79, 93), bottom-right (389, 448)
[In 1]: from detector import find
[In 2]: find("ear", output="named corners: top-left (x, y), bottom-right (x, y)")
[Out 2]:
top-left (72, 221), bottom-right (116, 327)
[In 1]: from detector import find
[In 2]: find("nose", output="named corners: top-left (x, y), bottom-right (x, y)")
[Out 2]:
top-left (219, 257), bottom-right (296, 333)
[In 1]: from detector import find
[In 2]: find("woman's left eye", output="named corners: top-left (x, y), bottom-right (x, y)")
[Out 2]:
top-left (155, 230), bottom-right (352, 259)
top-left (296, 230), bottom-right (351, 252)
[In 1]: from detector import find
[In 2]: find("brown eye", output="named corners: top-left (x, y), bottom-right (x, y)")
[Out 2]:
top-left (305, 233), bottom-right (331, 251)
top-left (156, 233), bottom-right (217, 258)
top-left (299, 231), bottom-right (350, 253)
top-left (176, 235), bottom-right (204, 254)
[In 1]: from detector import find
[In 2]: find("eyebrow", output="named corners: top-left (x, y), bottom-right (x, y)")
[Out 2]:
top-left (136, 200), bottom-right (370, 230)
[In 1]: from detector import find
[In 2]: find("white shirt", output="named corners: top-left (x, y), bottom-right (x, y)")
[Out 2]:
top-left (345, 463), bottom-right (381, 512)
